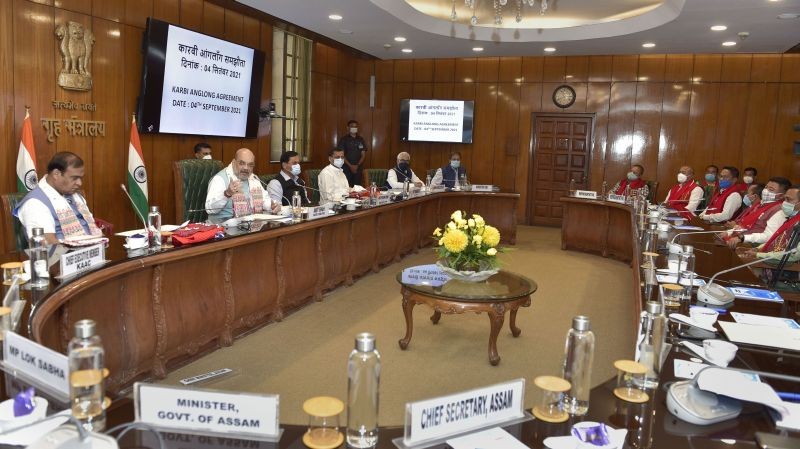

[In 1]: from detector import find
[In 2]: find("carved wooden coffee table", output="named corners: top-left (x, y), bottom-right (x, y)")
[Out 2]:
top-left (396, 266), bottom-right (537, 366)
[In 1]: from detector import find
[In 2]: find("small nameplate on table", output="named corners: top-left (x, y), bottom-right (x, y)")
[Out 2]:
top-left (305, 206), bottom-right (327, 221)
top-left (60, 243), bottom-right (105, 278)
top-left (396, 378), bottom-right (527, 448)
top-left (376, 195), bottom-right (391, 206)
top-left (401, 264), bottom-right (449, 287)
top-left (2, 331), bottom-right (69, 399)
top-left (470, 184), bottom-right (493, 192)
top-left (575, 190), bottom-right (598, 199)
top-left (134, 383), bottom-right (281, 441)
top-left (607, 194), bottom-right (627, 204)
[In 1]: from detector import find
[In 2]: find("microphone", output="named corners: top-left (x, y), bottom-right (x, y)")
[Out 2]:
top-left (669, 228), bottom-right (746, 250)
top-left (696, 247), bottom-right (798, 305)
top-left (256, 174), bottom-right (309, 206)
top-left (120, 184), bottom-right (148, 231)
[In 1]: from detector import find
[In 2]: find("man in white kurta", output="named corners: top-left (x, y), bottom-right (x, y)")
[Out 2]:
top-left (206, 148), bottom-right (279, 222)
top-left (318, 148), bottom-right (351, 203)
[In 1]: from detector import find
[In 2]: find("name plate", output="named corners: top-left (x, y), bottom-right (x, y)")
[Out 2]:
top-left (401, 378), bottom-right (526, 447)
top-left (305, 206), bottom-right (327, 221)
top-left (575, 190), bottom-right (598, 199)
top-left (60, 243), bottom-right (105, 278)
top-left (2, 331), bottom-right (69, 398)
top-left (607, 193), bottom-right (627, 204)
top-left (376, 195), bottom-right (391, 206)
top-left (470, 184), bottom-right (494, 192)
top-left (135, 383), bottom-right (281, 441)
top-left (400, 264), bottom-right (449, 287)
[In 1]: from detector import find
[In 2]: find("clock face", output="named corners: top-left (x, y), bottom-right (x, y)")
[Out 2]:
top-left (553, 85), bottom-right (576, 108)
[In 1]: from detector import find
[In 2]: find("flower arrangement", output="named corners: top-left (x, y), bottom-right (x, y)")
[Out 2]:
top-left (432, 210), bottom-right (502, 275)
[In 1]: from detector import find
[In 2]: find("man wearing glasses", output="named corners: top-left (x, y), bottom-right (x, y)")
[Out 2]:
top-left (205, 148), bottom-right (279, 222)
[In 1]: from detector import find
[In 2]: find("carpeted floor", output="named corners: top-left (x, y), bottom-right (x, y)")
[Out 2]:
top-left (159, 226), bottom-right (635, 425)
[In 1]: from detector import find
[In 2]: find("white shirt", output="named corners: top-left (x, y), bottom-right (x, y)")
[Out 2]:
top-left (205, 174), bottom-right (272, 215)
top-left (387, 168), bottom-right (424, 190)
top-left (664, 185), bottom-right (704, 214)
top-left (318, 164), bottom-right (350, 203)
top-left (700, 191), bottom-right (742, 222)
top-left (743, 206), bottom-right (787, 244)
top-left (266, 171), bottom-right (308, 205)
top-left (431, 168), bottom-right (444, 187)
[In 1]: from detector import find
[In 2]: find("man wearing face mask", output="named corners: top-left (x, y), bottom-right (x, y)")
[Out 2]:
top-left (336, 120), bottom-right (367, 187)
top-left (699, 166), bottom-right (745, 222)
top-left (610, 164), bottom-right (648, 198)
top-left (385, 152), bottom-right (424, 190)
top-left (742, 167), bottom-right (758, 186)
top-left (431, 152), bottom-right (466, 190)
top-left (664, 166), bottom-right (704, 220)
top-left (725, 178), bottom-right (789, 247)
top-left (751, 186), bottom-right (800, 261)
top-left (193, 142), bottom-right (212, 160)
top-left (206, 148), bottom-right (280, 222)
top-left (318, 148), bottom-right (351, 203)
top-left (267, 151), bottom-right (310, 206)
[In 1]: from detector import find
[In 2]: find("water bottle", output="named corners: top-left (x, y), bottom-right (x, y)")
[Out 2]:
top-left (402, 177), bottom-right (410, 199)
top-left (634, 301), bottom-right (667, 389)
top-left (561, 316), bottom-right (595, 415)
top-left (291, 191), bottom-right (303, 221)
top-left (677, 245), bottom-right (696, 304)
top-left (28, 227), bottom-right (50, 288)
top-left (460, 173), bottom-right (469, 191)
top-left (453, 174), bottom-right (461, 191)
top-left (347, 333), bottom-right (380, 448)
top-left (425, 174), bottom-right (432, 194)
top-left (68, 319), bottom-right (106, 432)
top-left (370, 182), bottom-right (378, 206)
top-left (147, 206), bottom-right (161, 249)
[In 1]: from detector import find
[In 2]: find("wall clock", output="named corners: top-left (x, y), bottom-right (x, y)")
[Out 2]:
top-left (553, 85), bottom-right (576, 108)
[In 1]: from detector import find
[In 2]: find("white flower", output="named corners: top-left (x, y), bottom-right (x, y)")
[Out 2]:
top-left (451, 210), bottom-right (463, 221)
top-left (473, 234), bottom-right (483, 244)
top-left (447, 222), bottom-right (457, 230)
top-left (468, 219), bottom-right (475, 228)
top-left (487, 248), bottom-right (497, 256)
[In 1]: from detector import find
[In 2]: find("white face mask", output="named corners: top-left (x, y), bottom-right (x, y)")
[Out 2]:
top-left (202, 155), bottom-right (212, 160)
top-left (762, 189), bottom-right (778, 203)
top-left (349, 127), bottom-right (358, 134)
top-left (333, 157), bottom-right (345, 168)
top-left (677, 173), bottom-right (688, 183)
top-left (743, 176), bottom-right (754, 184)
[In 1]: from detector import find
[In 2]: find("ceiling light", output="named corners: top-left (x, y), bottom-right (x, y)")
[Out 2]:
top-left (777, 13), bottom-right (800, 19)
top-left (401, 48), bottom-right (413, 53)
top-left (328, 14), bottom-right (342, 21)
top-left (339, 29), bottom-right (352, 34)
top-left (394, 36), bottom-right (407, 42)
top-left (642, 42), bottom-right (655, 48)
top-left (472, 47), bottom-right (484, 52)
top-left (722, 41), bottom-right (737, 46)
top-left (710, 25), bottom-right (727, 31)
top-left (544, 47), bottom-right (556, 53)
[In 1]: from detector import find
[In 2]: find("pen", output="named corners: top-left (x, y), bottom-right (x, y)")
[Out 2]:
top-left (777, 391), bottom-right (800, 402)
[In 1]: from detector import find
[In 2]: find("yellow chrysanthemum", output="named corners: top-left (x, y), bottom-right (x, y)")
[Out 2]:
top-left (433, 227), bottom-right (442, 237)
top-left (441, 230), bottom-right (468, 253)
top-left (482, 225), bottom-right (501, 247)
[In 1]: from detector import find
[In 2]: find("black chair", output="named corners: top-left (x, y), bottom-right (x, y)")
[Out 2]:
top-left (2, 192), bottom-right (28, 252)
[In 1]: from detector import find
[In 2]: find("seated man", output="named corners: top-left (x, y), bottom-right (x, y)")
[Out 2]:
top-left (267, 151), bottom-right (311, 206)
top-left (725, 178), bottom-right (789, 247)
top-left (699, 164), bottom-right (719, 210)
top-left (752, 186), bottom-right (800, 285)
top-left (664, 166), bottom-right (704, 219)
top-left (610, 164), bottom-right (648, 198)
top-left (205, 148), bottom-right (279, 222)
top-left (431, 151), bottom-right (466, 189)
top-left (318, 148), bottom-right (351, 203)
top-left (16, 151), bottom-right (103, 244)
top-left (193, 142), bottom-right (212, 159)
top-left (742, 166), bottom-right (757, 186)
top-left (699, 166), bottom-right (745, 222)
top-left (727, 182), bottom-right (765, 223)
top-left (385, 152), bottom-right (424, 190)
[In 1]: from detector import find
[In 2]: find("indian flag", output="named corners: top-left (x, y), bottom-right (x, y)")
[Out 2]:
top-left (127, 115), bottom-right (148, 221)
top-left (16, 109), bottom-right (38, 192)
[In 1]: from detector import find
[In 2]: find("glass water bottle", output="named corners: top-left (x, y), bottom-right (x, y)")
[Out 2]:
top-left (677, 245), bottom-right (696, 304)
top-left (147, 206), bottom-right (161, 249)
top-left (402, 178), bottom-right (410, 199)
top-left (347, 332), bottom-right (381, 448)
top-left (28, 227), bottom-right (50, 288)
top-left (369, 182), bottom-right (378, 206)
top-left (634, 301), bottom-right (667, 389)
top-left (292, 191), bottom-right (303, 221)
top-left (561, 316), bottom-right (595, 415)
top-left (68, 319), bottom-right (106, 432)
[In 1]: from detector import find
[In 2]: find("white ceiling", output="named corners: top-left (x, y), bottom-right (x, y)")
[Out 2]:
top-left (238, 0), bottom-right (800, 59)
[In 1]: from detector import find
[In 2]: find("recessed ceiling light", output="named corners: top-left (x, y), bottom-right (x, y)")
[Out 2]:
top-left (722, 41), bottom-right (737, 46)
top-left (642, 42), bottom-right (655, 48)
top-left (543, 47), bottom-right (556, 52)
top-left (339, 29), bottom-right (352, 34)
top-left (401, 48), bottom-right (413, 53)
top-left (710, 25), bottom-right (727, 31)
top-left (394, 36), bottom-right (406, 42)
top-left (328, 14), bottom-right (343, 21)
top-left (777, 13), bottom-right (800, 19)
top-left (472, 47), bottom-right (484, 52)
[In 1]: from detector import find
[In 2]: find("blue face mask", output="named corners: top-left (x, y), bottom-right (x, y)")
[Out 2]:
top-left (291, 164), bottom-right (301, 176)
top-left (782, 201), bottom-right (797, 218)
top-left (718, 179), bottom-right (733, 189)
top-left (743, 195), bottom-right (752, 207)
top-left (705, 173), bottom-right (716, 183)
top-left (627, 172), bottom-right (638, 181)
top-left (450, 160), bottom-right (461, 169)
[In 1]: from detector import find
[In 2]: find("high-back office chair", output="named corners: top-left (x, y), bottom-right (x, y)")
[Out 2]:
top-left (646, 180), bottom-right (659, 203)
top-left (304, 169), bottom-right (321, 204)
top-left (427, 168), bottom-right (437, 181)
top-left (2, 192), bottom-right (28, 252)
top-left (259, 173), bottom-right (279, 186)
top-left (363, 169), bottom-right (388, 190)
top-left (173, 159), bottom-right (223, 223)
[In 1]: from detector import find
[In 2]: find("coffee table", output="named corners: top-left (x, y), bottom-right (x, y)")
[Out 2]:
top-left (396, 265), bottom-right (537, 365)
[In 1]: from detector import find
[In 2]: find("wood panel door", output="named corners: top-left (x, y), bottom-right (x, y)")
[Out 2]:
top-left (529, 114), bottom-right (594, 226)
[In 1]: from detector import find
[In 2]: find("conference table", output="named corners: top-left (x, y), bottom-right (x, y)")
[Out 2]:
top-left (1, 193), bottom-right (799, 449)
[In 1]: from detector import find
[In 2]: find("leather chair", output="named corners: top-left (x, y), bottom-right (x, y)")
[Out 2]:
top-left (646, 180), bottom-right (659, 203)
top-left (2, 192), bottom-right (28, 252)
top-left (364, 169), bottom-right (388, 190)
top-left (427, 168), bottom-right (437, 181)
top-left (304, 169), bottom-right (321, 204)
top-left (173, 159), bottom-right (223, 223)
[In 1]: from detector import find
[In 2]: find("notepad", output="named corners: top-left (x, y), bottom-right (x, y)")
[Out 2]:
top-left (719, 321), bottom-right (800, 351)
top-left (731, 312), bottom-right (800, 329)
top-left (726, 287), bottom-right (784, 303)
top-left (447, 427), bottom-right (529, 449)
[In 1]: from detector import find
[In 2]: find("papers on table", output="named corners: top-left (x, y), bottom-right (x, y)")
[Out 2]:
top-left (674, 225), bottom-right (704, 231)
top-left (0, 410), bottom-right (69, 446)
top-left (250, 213), bottom-right (288, 221)
top-left (726, 287), bottom-right (784, 303)
top-left (669, 313), bottom-right (718, 334)
top-left (697, 368), bottom-right (788, 418)
top-left (446, 427), bottom-right (530, 449)
top-left (773, 401), bottom-right (800, 431)
top-left (731, 312), bottom-right (799, 329)
top-left (115, 224), bottom-right (181, 237)
top-left (719, 321), bottom-right (800, 351)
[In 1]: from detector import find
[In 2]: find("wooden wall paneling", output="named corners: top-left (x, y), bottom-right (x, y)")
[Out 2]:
top-left (223, 8), bottom-right (244, 45)
top-left (455, 58), bottom-right (477, 83)
top-left (180, 0), bottom-right (203, 29)
top-left (769, 84), bottom-right (800, 179)
top-left (637, 55), bottom-right (665, 82)
top-left (312, 43), bottom-right (328, 76)
top-left (92, 0), bottom-right (123, 23)
top-left (433, 59), bottom-right (455, 83)
top-left (326, 46), bottom-right (339, 80)
top-left (565, 56), bottom-right (589, 82)
top-left (309, 73), bottom-right (326, 167)
top-left (780, 54), bottom-right (800, 82)
top-left (498, 57), bottom-right (521, 83)
top-left (692, 55), bottom-right (722, 82)
top-left (124, 24), bottom-right (153, 227)
top-left (374, 60), bottom-right (393, 83)
top-left (713, 83), bottom-right (749, 167)
top-left (370, 81), bottom-right (393, 170)
top-left (411, 82), bottom-right (433, 171)
top-left (685, 83), bottom-right (720, 170)
top-left (604, 82), bottom-right (637, 184)
top-left (240, 15), bottom-right (259, 48)
top-left (586, 82), bottom-right (611, 192)
top-left (153, 0), bottom-right (179, 23)
top-left (476, 57), bottom-right (499, 83)
top-left (202, 1), bottom-right (224, 37)
top-left (656, 83), bottom-right (691, 200)
top-left (394, 59), bottom-right (413, 83)
top-left (664, 54), bottom-right (693, 82)
top-left (632, 82), bottom-right (663, 178)
top-left (515, 83), bottom-right (542, 221)
top-left (588, 56), bottom-right (612, 82)
top-left (354, 81), bottom-right (373, 168)
top-left (256, 21), bottom-right (272, 167)
top-left (720, 55), bottom-right (751, 82)
top-left (491, 82), bottom-right (520, 191)
top-left (124, 0), bottom-right (152, 27)
top-left (355, 59), bottom-right (374, 83)
top-left (413, 59), bottom-right (434, 83)
top-left (390, 82), bottom-right (413, 164)
top-left (740, 83), bottom-right (779, 176)
top-left (750, 54), bottom-right (781, 83)
top-left (471, 83), bottom-right (497, 184)
top-left (539, 82), bottom-right (586, 113)
top-left (521, 56), bottom-right (543, 83)
top-left (542, 56), bottom-right (566, 82)
top-left (452, 82), bottom-right (476, 176)
top-left (431, 82), bottom-right (455, 169)
top-left (612, 56), bottom-right (638, 82)
top-left (0, 0), bottom-right (15, 198)
top-left (54, 0), bottom-right (90, 15)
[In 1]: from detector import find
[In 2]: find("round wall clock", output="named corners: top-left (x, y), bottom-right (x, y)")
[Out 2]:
top-left (553, 85), bottom-right (576, 108)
